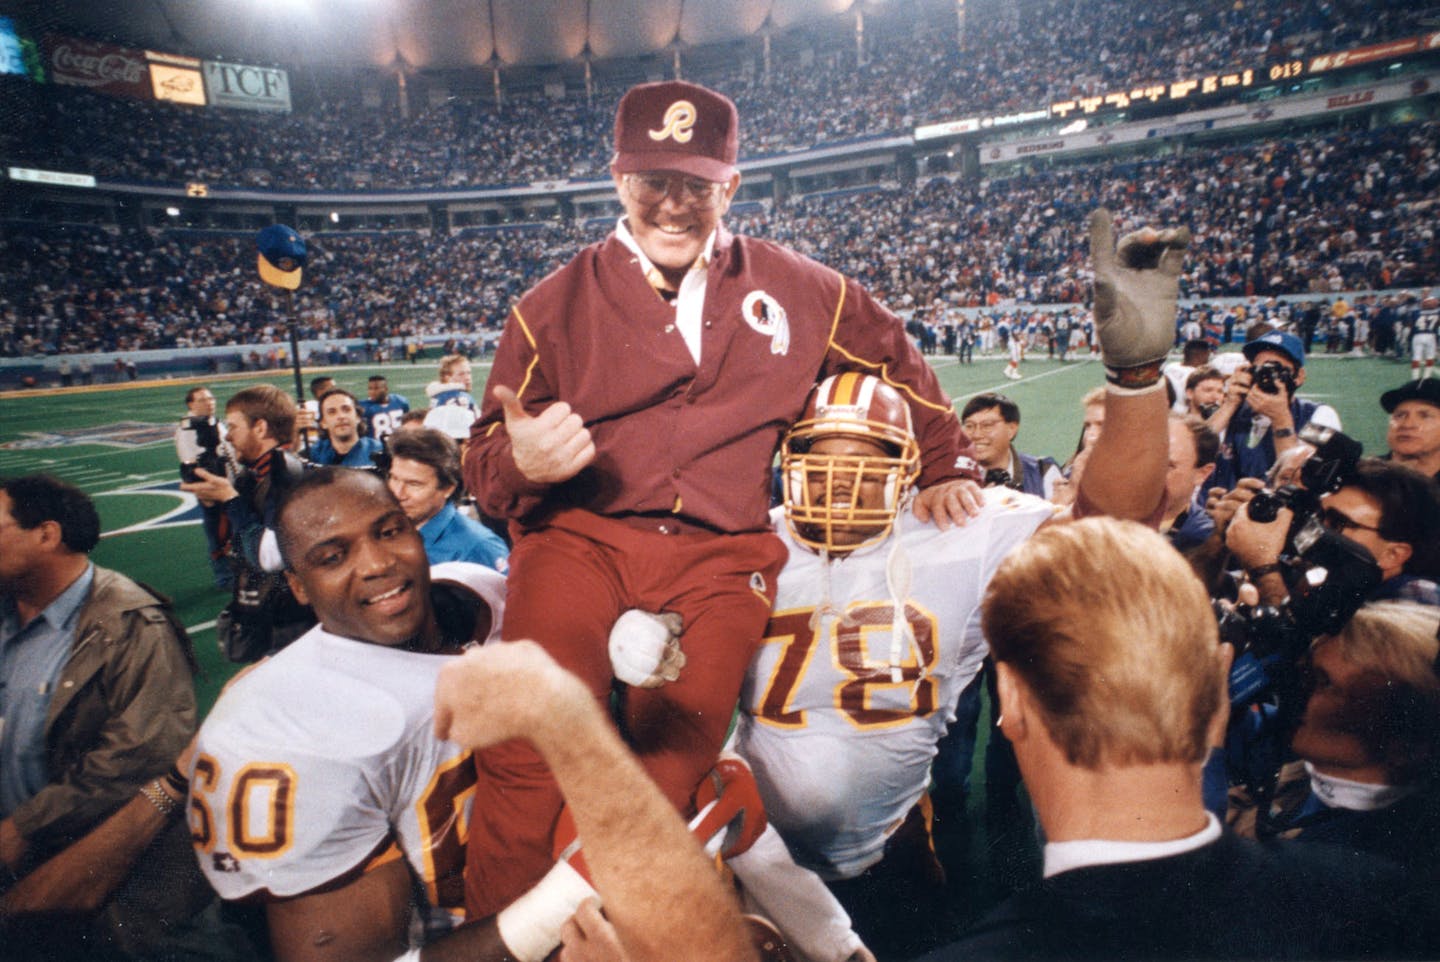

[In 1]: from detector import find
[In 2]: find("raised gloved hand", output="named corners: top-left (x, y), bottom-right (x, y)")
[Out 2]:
top-left (1090, 207), bottom-right (1191, 391)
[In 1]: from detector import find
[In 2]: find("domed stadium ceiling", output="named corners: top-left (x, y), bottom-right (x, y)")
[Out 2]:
top-left (17, 0), bottom-right (879, 70)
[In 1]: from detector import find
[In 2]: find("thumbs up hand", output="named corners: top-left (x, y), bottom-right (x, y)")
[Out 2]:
top-left (494, 385), bottom-right (596, 484)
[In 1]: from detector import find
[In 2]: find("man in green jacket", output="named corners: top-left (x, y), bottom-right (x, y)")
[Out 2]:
top-left (0, 474), bottom-right (199, 956)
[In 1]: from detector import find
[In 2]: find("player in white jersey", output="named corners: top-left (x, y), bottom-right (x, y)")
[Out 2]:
top-left (1003, 316), bottom-right (1025, 380)
top-left (739, 485), bottom-right (1051, 879)
top-left (192, 563), bottom-right (502, 933)
top-left (192, 467), bottom-right (778, 962)
top-left (189, 468), bottom-right (510, 959)
top-left (733, 210), bottom-right (1185, 958)
top-left (1413, 294), bottom-right (1438, 380)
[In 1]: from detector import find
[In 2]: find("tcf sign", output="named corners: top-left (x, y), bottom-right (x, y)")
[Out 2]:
top-left (203, 60), bottom-right (291, 113)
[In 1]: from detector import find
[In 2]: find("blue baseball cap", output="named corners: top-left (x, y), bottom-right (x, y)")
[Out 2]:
top-left (256, 224), bottom-right (306, 290)
top-left (1242, 330), bottom-right (1305, 368)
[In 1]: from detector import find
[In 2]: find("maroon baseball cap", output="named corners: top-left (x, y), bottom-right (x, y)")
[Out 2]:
top-left (612, 80), bottom-right (738, 183)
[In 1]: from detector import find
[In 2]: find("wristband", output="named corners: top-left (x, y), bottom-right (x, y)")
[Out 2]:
top-left (390, 950), bottom-right (421, 962)
top-left (165, 764), bottom-right (190, 796)
top-left (1248, 563), bottom-right (1283, 579)
top-left (1102, 359), bottom-right (1164, 391)
top-left (1273, 427), bottom-right (1295, 439)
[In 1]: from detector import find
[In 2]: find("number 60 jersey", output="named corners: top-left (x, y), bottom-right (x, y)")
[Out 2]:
top-left (735, 491), bottom-right (1052, 880)
top-left (188, 563), bottom-right (505, 934)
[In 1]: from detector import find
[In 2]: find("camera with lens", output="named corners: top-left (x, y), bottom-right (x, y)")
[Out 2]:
top-left (177, 415), bottom-right (228, 483)
top-left (1217, 424), bottom-right (1383, 708)
top-left (982, 467), bottom-right (1017, 489)
top-left (1250, 359), bottom-right (1297, 397)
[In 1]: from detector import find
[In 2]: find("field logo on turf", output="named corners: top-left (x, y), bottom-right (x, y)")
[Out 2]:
top-left (0, 421), bottom-right (175, 450)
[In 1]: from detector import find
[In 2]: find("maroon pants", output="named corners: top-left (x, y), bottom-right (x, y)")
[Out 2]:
top-left (463, 509), bottom-right (787, 919)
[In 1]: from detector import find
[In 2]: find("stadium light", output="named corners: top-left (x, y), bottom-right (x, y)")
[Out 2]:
top-left (166, 206), bottom-right (180, 217)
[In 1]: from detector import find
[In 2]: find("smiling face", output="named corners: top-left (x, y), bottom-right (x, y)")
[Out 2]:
top-left (799, 434), bottom-right (895, 552)
top-left (1187, 376), bottom-right (1225, 411)
top-left (962, 405), bottom-right (1020, 471)
top-left (280, 472), bottom-right (433, 649)
top-left (612, 167), bottom-right (739, 288)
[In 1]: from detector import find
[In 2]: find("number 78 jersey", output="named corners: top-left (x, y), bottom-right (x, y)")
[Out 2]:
top-left (735, 491), bottom-right (1052, 879)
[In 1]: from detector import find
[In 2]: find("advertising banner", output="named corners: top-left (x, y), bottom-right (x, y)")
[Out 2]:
top-left (982, 74), bottom-right (1437, 165)
top-left (43, 35), bottom-right (151, 99)
top-left (147, 50), bottom-right (205, 106)
top-left (203, 59), bottom-right (291, 112)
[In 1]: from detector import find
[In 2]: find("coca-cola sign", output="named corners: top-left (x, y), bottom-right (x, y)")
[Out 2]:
top-left (43, 35), bottom-right (152, 99)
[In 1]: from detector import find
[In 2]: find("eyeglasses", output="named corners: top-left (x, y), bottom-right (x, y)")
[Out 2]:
top-left (623, 173), bottom-right (726, 210)
top-left (1319, 507), bottom-right (1382, 535)
top-left (962, 417), bottom-right (1009, 433)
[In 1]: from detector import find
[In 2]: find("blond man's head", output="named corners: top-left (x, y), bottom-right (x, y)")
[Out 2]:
top-left (982, 517), bottom-right (1222, 768)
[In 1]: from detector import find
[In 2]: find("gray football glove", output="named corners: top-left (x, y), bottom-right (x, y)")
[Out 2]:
top-left (1090, 208), bottom-right (1191, 389)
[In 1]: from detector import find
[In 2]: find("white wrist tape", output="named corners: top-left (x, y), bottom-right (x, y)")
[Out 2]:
top-left (495, 860), bottom-right (598, 962)
top-left (390, 949), bottom-right (421, 962)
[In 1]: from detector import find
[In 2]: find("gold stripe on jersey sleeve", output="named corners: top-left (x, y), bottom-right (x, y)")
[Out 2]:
top-left (484, 306), bottom-right (543, 439)
top-left (824, 276), bottom-right (956, 416)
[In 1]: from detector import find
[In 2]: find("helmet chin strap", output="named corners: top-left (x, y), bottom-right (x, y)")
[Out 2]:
top-left (884, 538), bottom-right (916, 683)
top-left (809, 548), bottom-right (857, 632)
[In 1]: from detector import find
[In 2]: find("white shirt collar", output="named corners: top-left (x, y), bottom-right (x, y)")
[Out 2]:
top-left (1043, 812), bottom-right (1222, 879)
top-left (615, 217), bottom-right (715, 365)
top-left (1305, 761), bottom-right (1415, 812)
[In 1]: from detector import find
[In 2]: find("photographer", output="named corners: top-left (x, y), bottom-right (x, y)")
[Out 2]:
top-left (1225, 458), bottom-right (1440, 609)
top-left (181, 385), bottom-right (314, 662)
top-left (1228, 602), bottom-right (1440, 874)
top-left (1208, 332), bottom-right (1340, 491)
top-left (173, 386), bottom-right (233, 590)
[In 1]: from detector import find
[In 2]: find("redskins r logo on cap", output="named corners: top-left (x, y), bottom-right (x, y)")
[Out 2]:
top-left (649, 100), bottom-right (697, 144)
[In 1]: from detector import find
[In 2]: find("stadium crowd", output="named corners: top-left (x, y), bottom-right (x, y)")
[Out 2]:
top-left (4, 119), bottom-right (1438, 358)
top-left (0, 0), bottom-right (1430, 190)
top-left (2, 0), bottom-right (1440, 944)
top-left (4, 70), bottom-right (1440, 962)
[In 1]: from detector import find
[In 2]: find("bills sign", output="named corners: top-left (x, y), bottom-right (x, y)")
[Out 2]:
top-left (43, 35), bottom-right (151, 99)
top-left (204, 60), bottom-right (291, 112)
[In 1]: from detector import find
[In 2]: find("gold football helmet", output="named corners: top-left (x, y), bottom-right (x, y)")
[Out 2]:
top-left (782, 373), bottom-right (921, 554)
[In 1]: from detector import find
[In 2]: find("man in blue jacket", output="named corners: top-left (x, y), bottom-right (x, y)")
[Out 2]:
top-left (309, 389), bottom-right (384, 469)
top-left (386, 427), bottom-right (507, 571)
top-left (1209, 331), bottom-right (1340, 490)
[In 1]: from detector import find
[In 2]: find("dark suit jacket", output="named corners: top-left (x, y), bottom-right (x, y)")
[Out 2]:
top-left (917, 831), bottom-right (1438, 960)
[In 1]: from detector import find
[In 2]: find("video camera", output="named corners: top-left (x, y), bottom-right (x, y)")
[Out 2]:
top-left (1216, 423), bottom-right (1382, 707)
